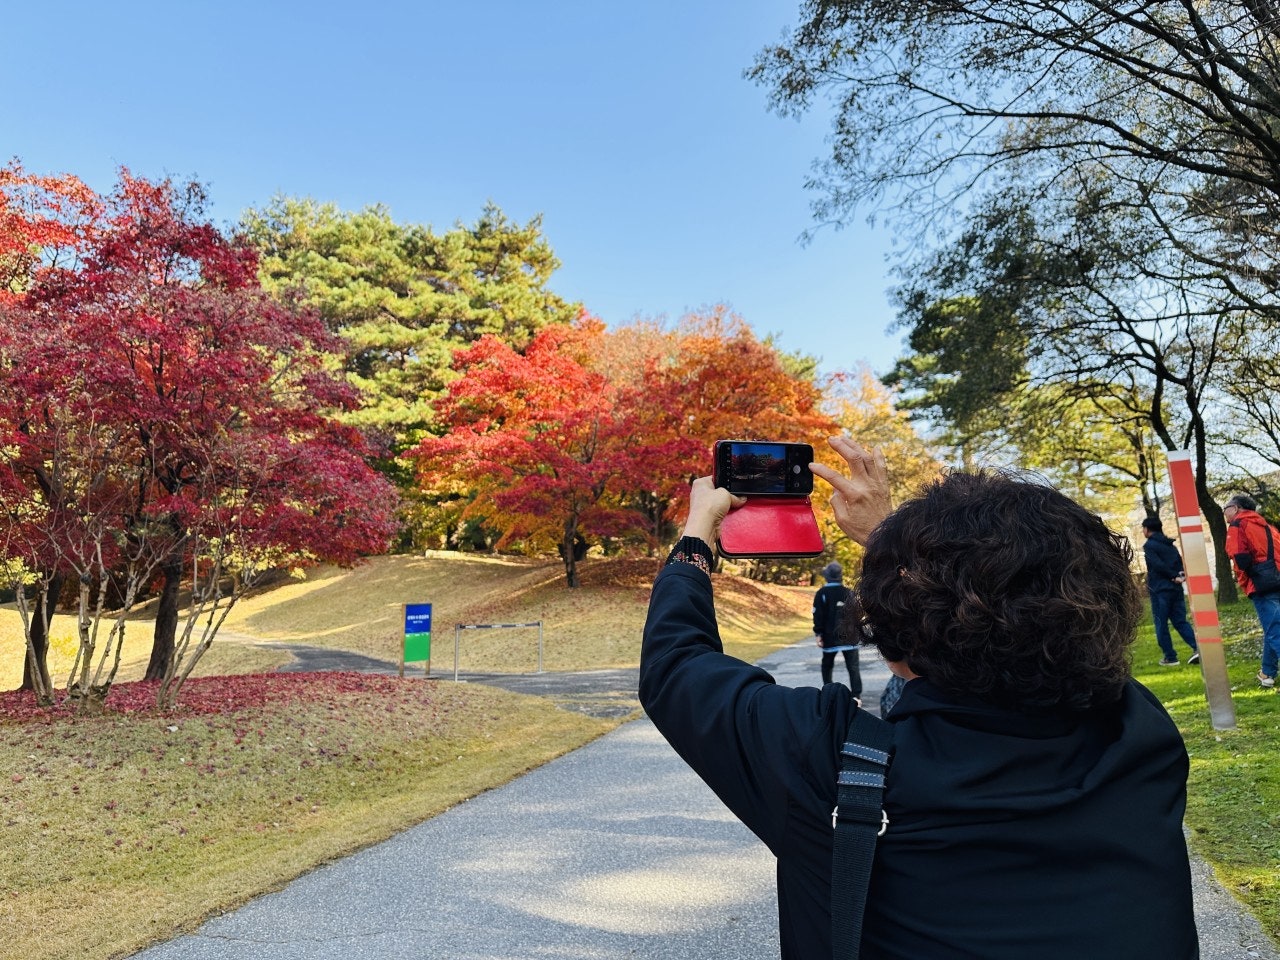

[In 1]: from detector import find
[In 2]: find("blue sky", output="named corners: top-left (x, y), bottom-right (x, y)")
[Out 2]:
top-left (3, 0), bottom-right (906, 376)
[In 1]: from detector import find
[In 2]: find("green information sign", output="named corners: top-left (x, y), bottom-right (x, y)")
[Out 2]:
top-left (404, 603), bottom-right (432, 664)
top-left (404, 632), bottom-right (431, 661)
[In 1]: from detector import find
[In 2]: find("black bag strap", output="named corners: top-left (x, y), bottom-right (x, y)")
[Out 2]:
top-left (832, 707), bottom-right (894, 960)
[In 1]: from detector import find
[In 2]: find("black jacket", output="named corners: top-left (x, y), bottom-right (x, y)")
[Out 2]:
top-left (640, 562), bottom-right (1198, 960)
top-left (812, 581), bottom-right (851, 641)
top-left (1143, 533), bottom-right (1187, 596)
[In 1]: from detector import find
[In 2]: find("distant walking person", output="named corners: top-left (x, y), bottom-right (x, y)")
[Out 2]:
top-left (813, 561), bottom-right (861, 701)
top-left (1223, 494), bottom-right (1280, 687)
top-left (1140, 517), bottom-right (1199, 667)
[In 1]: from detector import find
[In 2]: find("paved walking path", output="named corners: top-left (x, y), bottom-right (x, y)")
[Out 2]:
top-left (131, 640), bottom-right (1278, 959)
top-left (265, 639), bottom-right (644, 719)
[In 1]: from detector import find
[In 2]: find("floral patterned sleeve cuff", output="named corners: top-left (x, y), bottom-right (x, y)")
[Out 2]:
top-left (665, 535), bottom-right (714, 575)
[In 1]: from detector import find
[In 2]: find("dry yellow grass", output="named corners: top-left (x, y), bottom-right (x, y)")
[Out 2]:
top-left (0, 607), bottom-right (292, 691)
top-left (2, 553), bottom-right (814, 687)
top-left (214, 552), bottom-right (813, 672)
top-left (0, 553), bottom-right (549, 689)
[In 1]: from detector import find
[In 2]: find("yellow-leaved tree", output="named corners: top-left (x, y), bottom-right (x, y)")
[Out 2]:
top-left (818, 366), bottom-right (942, 575)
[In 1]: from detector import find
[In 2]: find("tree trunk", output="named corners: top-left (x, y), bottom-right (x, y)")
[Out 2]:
top-left (1187, 434), bottom-right (1237, 604)
top-left (20, 571), bottom-right (63, 693)
top-left (560, 523), bottom-right (580, 588)
top-left (145, 553), bottom-right (183, 681)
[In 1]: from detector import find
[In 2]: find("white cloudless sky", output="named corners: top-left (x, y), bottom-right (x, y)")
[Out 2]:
top-left (3, 0), bottom-right (908, 376)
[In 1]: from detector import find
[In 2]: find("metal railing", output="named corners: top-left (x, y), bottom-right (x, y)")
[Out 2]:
top-left (452, 621), bottom-right (544, 680)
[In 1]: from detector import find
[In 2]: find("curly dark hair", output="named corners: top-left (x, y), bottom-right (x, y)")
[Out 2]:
top-left (854, 471), bottom-right (1139, 711)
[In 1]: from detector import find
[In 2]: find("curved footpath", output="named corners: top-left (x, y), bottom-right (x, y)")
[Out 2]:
top-left (130, 640), bottom-right (1277, 960)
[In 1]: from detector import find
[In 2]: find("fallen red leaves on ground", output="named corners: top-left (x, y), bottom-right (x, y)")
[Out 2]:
top-left (0, 671), bottom-right (410, 724)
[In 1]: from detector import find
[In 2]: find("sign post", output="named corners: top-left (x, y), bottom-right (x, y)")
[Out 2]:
top-left (402, 603), bottom-right (432, 678)
top-left (1165, 451), bottom-right (1236, 730)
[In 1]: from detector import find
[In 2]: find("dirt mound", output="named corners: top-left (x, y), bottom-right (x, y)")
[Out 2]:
top-left (575, 557), bottom-right (663, 588)
top-left (714, 571), bottom-right (811, 620)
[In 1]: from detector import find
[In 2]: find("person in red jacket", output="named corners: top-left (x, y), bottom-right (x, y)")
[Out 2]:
top-left (1223, 493), bottom-right (1280, 687)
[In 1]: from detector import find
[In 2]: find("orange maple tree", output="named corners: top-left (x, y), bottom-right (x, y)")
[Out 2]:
top-left (657, 307), bottom-right (837, 444)
top-left (409, 317), bottom-right (665, 587)
top-left (607, 308), bottom-right (841, 542)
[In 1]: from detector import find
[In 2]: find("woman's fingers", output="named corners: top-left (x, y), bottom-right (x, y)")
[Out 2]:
top-left (828, 436), bottom-right (887, 480)
top-left (683, 476), bottom-right (745, 545)
top-left (810, 437), bottom-right (892, 546)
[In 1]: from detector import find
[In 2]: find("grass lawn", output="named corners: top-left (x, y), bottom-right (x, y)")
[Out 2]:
top-left (0, 554), bottom-right (814, 960)
top-left (1133, 599), bottom-right (1280, 943)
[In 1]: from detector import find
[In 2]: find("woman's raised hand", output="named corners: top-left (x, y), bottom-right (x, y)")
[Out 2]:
top-left (809, 437), bottom-right (891, 547)
top-left (682, 476), bottom-right (746, 547)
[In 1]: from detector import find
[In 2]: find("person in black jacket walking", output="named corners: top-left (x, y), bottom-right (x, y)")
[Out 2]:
top-left (1140, 516), bottom-right (1199, 666)
top-left (814, 560), bottom-right (861, 699)
top-left (640, 439), bottom-right (1197, 959)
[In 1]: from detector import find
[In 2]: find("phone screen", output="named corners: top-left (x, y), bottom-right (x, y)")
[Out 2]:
top-left (720, 441), bottom-right (813, 495)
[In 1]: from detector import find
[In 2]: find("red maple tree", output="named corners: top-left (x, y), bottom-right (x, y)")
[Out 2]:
top-left (411, 309), bottom-right (843, 581)
top-left (0, 168), bottom-right (399, 709)
top-left (0, 160), bottom-right (99, 305)
top-left (0, 161), bottom-right (103, 695)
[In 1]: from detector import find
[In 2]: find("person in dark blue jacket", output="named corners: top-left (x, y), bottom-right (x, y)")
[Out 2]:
top-left (813, 560), bottom-right (861, 699)
top-left (1140, 516), bottom-right (1200, 666)
top-left (640, 439), bottom-right (1198, 959)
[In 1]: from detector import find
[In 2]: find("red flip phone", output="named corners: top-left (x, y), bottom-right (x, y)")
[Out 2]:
top-left (716, 495), bottom-right (825, 558)
top-left (713, 440), bottom-right (824, 558)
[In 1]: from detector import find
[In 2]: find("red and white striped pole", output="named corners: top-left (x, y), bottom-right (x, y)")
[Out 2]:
top-left (1166, 451), bottom-right (1236, 730)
